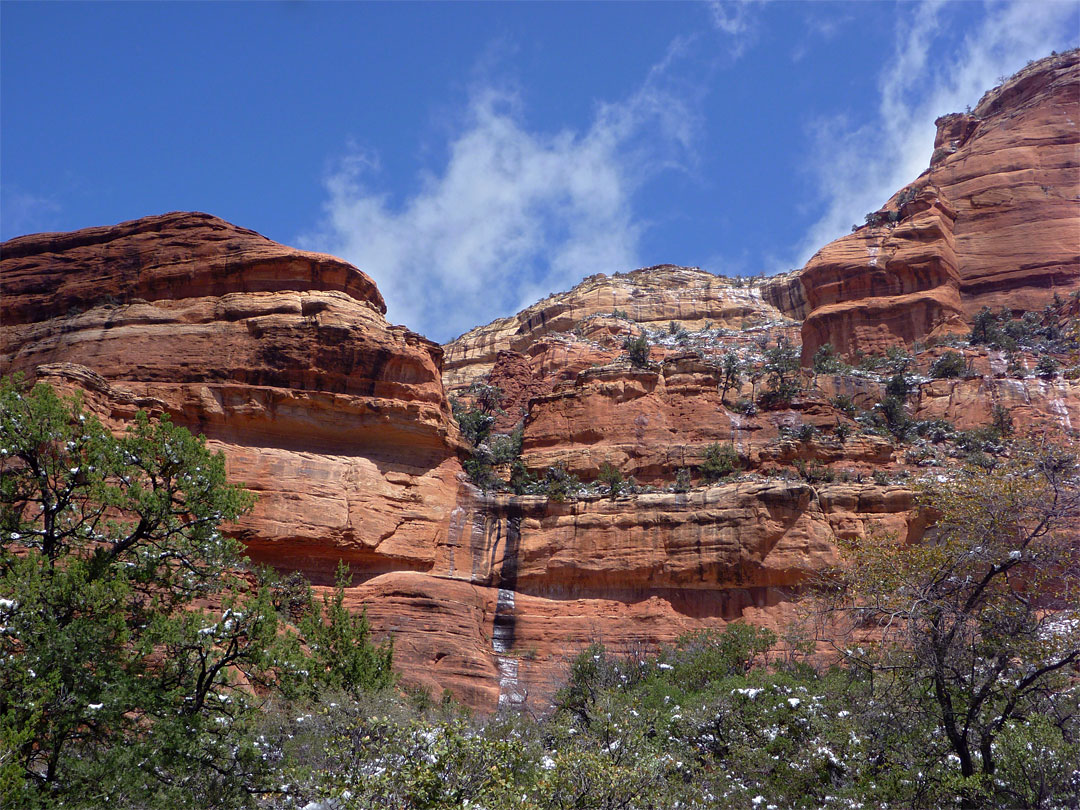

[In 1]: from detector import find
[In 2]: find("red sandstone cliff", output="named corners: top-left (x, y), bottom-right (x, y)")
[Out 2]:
top-left (764, 49), bottom-right (1080, 363)
top-left (2, 52), bottom-right (1077, 712)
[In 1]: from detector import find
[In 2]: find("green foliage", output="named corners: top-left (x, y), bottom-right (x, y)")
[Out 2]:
top-left (0, 377), bottom-right (393, 809)
top-left (877, 394), bottom-right (910, 441)
top-left (1005, 350), bottom-right (1025, 377)
top-left (508, 457), bottom-right (535, 494)
top-left (830, 393), bottom-right (856, 418)
top-left (699, 442), bottom-right (739, 483)
top-left (969, 305), bottom-right (1002, 345)
top-left (463, 456), bottom-right (498, 490)
top-left (830, 441), bottom-right (1080, 803)
top-left (885, 372), bottom-right (913, 399)
top-left (812, 343), bottom-right (848, 374)
top-left (834, 421), bottom-right (853, 443)
top-left (489, 425), bottom-right (524, 465)
top-left (467, 382), bottom-right (504, 414)
top-left (759, 338), bottom-right (801, 409)
top-left (794, 458), bottom-right (833, 483)
top-left (930, 350), bottom-right (967, 379)
top-left (733, 397), bottom-right (757, 416)
top-left (884, 345), bottom-right (913, 374)
top-left (541, 464), bottom-right (580, 503)
top-left (295, 562), bottom-right (395, 699)
top-left (673, 468), bottom-right (691, 493)
top-left (1036, 354), bottom-right (1060, 378)
top-left (719, 350), bottom-right (742, 404)
top-left (450, 397), bottom-right (495, 447)
top-left (795, 422), bottom-right (816, 443)
top-left (596, 462), bottom-right (624, 500)
top-left (623, 334), bottom-right (651, 369)
top-left (0, 377), bottom-right (265, 807)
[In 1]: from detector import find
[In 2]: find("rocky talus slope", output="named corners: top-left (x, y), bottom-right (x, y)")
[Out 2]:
top-left (3, 52), bottom-right (1078, 711)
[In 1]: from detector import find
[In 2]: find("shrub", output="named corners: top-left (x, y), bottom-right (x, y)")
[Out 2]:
top-left (885, 372), bottom-right (913, 399)
top-left (451, 398), bottom-right (495, 446)
top-left (508, 458), bottom-right (534, 494)
top-left (489, 426), bottom-right (523, 464)
top-left (794, 458), bottom-right (832, 483)
top-left (877, 395), bottom-right (910, 441)
top-left (930, 351), bottom-right (967, 379)
top-left (673, 468), bottom-right (691, 493)
top-left (624, 334), bottom-right (651, 368)
top-left (830, 394), bottom-right (857, 418)
top-left (761, 339), bottom-right (801, 408)
top-left (719, 350), bottom-right (742, 404)
top-left (699, 442), bottom-right (739, 483)
top-left (991, 405), bottom-right (1013, 438)
top-left (796, 423), bottom-right (816, 443)
top-left (812, 343), bottom-right (846, 374)
top-left (597, 462), bottom-right (625, 499)
top-left (915, 419), bottom-right (955, 443)
top-left (969, 305), bottom-right (1002, 345)
top-left (463, 456), bottom-right (498, 489)
top-left (834, 422), bottom-right (853, 443)
top-left (1036, 355), bottom-right (1060, 378)
top-left (542, 464), bottom-right (580, 502)
top-left (1005, 351), bottom-right (1025, 377)
top-left (662, 625), bottom-right (778, 691)
top-left (734, 398), bottom-right (757, 416)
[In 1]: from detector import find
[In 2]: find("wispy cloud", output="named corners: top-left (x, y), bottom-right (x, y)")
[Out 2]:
top-left (0, 186), bottom-right (62, 241)
top-left (303, 43), bottom-right (698, 342)
top-left (796, 0), bottom-right (1077, 266)
top-left (706, 0), bottom-right (768, 58)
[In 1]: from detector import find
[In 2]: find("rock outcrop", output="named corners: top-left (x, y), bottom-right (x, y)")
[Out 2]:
top-left (2, 52), bottom-right (1077, 713)
top-left (1, 212), bottom-right (465, 585)
top-left (776, 50), bottom-right (1080, 362)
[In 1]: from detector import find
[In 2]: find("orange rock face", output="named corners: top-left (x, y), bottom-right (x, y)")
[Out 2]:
top-left (790, 50), bottom-right (1080, 362)
top-left (2, 53), bottom-right (1077, 713)
top-left (1, 213), bottom-right (466, 587)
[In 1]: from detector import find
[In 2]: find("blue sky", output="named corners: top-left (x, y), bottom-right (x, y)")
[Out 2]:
top-left (3, 1), bottom-right (1077, 342)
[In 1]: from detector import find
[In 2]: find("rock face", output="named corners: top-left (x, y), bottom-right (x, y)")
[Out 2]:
top-left (771, 50), bottom-right (1080, 363)
top-left (444, 265), bottom-right (792, 393)
top-left (1, 212), bottom-right (465, 586)
top-left (3, 53), bottom-right (1077, 713)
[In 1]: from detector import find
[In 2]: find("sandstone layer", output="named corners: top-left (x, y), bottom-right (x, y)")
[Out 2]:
top-left (763, 50), bottom-right (1080, 362)
top-left (3, 52), bottom-right (1078, 713)
top-left (1, 212), bottom-right (465, 585)
top-left (3, 215), bottom-right (912, 713)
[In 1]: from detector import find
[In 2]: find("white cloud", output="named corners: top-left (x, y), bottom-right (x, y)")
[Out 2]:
top-left (302, 48), bottom-right (697, 343)
top-left (796, 0), bottom-right (1077, 266)
top-left (0, 186), bottom-right (61, 241)
top-left (707, 0), bottom-right (768, 58)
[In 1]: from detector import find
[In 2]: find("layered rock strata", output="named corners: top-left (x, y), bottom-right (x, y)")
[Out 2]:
top-left (774, 50), bottom-right (1080, 362)
top-left (3, 52), bottom-right (1077, 713)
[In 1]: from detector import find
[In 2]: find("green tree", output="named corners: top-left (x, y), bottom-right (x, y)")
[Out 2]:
top-left (0, 377), bottom-right (266, 807)
top-left (759, 338), bottom-right (801, 409)
top-left (624, 334), bottom-right (651, 369)
top-left (828, 440), bottom-right (1080, 807)
top-left (719, 350), bottom-right (742, 405)
top-left (0, 377), bottom-right (393, 808)
top-left (296, 561), bottom-right (395, 699)
top-left (699, 442), bottom-right (739, 483)
top-left (930, 351), bottom-right (967, 379)
top-left (596, 463), bottom-right (624, 500)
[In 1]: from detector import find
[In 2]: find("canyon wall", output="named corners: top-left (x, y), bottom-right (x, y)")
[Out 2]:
top-left (2, 52), bottom-right (1077, 711)
top-left (762, 49), bottom-right (1080, 362)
